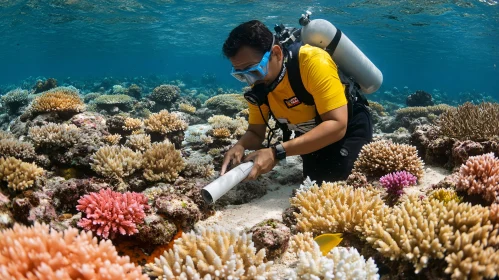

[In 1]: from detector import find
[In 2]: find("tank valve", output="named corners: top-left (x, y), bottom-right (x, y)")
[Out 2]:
top-left (299, 11), bottom-right (312, 26)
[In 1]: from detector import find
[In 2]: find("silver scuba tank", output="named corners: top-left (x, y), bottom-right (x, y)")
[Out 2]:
top-left (300, 13), bottom-right (383, 94)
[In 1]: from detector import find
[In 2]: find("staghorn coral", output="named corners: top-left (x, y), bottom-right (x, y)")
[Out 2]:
top-left (455, 153), bottom-right (499, 203)
top-left (122, 117), bottom-right (143, 131)
top-left (28, 123), bottom-right (80, 149)
top-left (0, 156), bottom-right (44, 191)
top-left (366, 194), bottom-right (499, 278)
top-left (208, 115), bottom-right (248, 139)
top-left (379, 171), bottom-right (418, 197)
top-left (76, 188), bottom-right (150, 239)
top-left (30, 86), bottom-right (85, 115)
top-left (0, 138), bottom-right (36, 160)
top-left (144, 110), bottom-right (188, 134)
top-left (212, 127), bottom-right (232, 138)
top-left (103, 134), bottom-right (122, 145)
top-left (439, 102), bottom-right (499, 141)
top-left (0, 222), bottom-right (148, 279)
top-left (125, 133), bottom-right (152, 152)
top-left (144, 225), bottom-right (276, 279)
top-left (287, 235), bottom-right (379, 280)
top-left (288, 232), bottom-right (316, 255)
top-left (428, 188), bottom-right (462, 204)
top-left (179, 103), bottom-right (196, 114)
top-left (353, 140), bottom-right (425, 179)
top-left (142, 141), bottom-right (185, 182)
top-left (90, 145), bottom-right (142, 180)
top-left (290, 183), bottom-right (387, 235)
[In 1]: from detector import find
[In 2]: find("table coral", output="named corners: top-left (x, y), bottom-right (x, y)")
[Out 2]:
top-left (30, 86), bottom-right (85, 115)
top-left (76, 188), bottom-right (150, 239)
top-left (0, 222), bottom-right (148, 279)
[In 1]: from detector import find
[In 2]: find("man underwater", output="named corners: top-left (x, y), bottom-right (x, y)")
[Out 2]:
top-left (220, 20), bottom-right (373, 184)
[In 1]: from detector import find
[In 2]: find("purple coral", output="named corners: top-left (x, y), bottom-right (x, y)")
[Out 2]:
top-left (380, 171), bottom-right (417, 197)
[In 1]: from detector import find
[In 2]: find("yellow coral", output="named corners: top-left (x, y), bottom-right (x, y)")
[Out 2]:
top-left (144, 226), bottom-right (275, 279)
top-left (353, 140), bottom-right (425, 179)
top-left (211, 127), bottom-right (232, 138)
top-left (122, 117), bottom-right (143, 131)
top-left (31, 87), bottom-right (85, 114)
top-left (428, 188), bottom-right (462, 204)
top-left (144, 110), bottom-right (187, 134)
top-left (142, 141), bottom-right (185, 182)
top-left (0, 157), bottom-right (44, 191)
top-left (179, 103), bottom-right (196, 114)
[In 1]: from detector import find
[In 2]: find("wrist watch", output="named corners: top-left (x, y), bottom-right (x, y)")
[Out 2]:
top-left (271, 143), bottom-right (287, 160)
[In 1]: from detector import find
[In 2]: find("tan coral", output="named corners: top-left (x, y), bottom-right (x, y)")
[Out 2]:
top-left (28, 123), bottom-right (80, 149)
top-left (179, 103), bottom-right (196, 114)
top-left (0, 157), bottom-right (44, 191)
top-left (122, 117), bottom-right (143, 131)
top-left (0, 139), bottom-right (36, 160)
top-left (395, 104), bottom-right (453, 119)
top-left (0, 222), bottom-right (148, 280)
top-left (144, 110), bottom-right (188, 134)
top-left (144, 226), bottom-right (275, 279)
top-left (90, 145), bottom-right (142, 179)
top-left (142, 141), bottom-right (185, 182)
top-left (0, 131), bottom-right (15, 140)
top-left (438, 102), bottom-right (499, 141)
top-left (353, 140), bottom-right (425, 179)
top-left (30, 87), bottom-right (85, 114)
top-left (211, 127), bottom-right (232, 139)
top-left (491, 204), bottom-right (499, 224)
top-left (103, 134), bottom-right (122, 145)
top-left (290, 183), bottom-right (388, 235)
top-left (125, 134), bottom-right (151, 152)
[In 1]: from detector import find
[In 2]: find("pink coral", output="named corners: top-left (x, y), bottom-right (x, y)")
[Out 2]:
top-left (456, 153), bottom-right (499, 203)
top-left (76, 188), bottom-right (150, 239)
top-left (379, 171), bottom-right (417, 196)
top-left (491, 204), bottom-right (499, 224)
top-left (0, 222), bottom-right (148, 279)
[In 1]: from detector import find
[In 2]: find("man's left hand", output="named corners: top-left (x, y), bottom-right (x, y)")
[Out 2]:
top-left (243, 148), bottom-right (277, 180)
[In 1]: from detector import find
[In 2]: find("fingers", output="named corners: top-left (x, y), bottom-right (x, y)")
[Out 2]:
top-left (220, 154), bottom-right (233, 175)
top-left (244, 165), bottom-right (260, 181)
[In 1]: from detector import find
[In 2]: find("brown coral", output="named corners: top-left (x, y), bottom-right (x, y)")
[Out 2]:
top-left (30, 86), bottom-right (85, 114)
top-left (439, 102), bottom-right (499, 141)
top-left (0, 222), bottom-right (148, 279)
top-left (142, 141), bottom-right (185, 182)
top-left (0, 139), bottom-right (36, 160)
top-left (0, 156), bottom-right (44, 191)
top-left (353, 140), bottom-right (425, 179)
top-left (144, 110), bottom-right (188, 134)
top-left (28, 123), bottom-right (80, 149)
top-left (456, 153), bottom-right (499, 203)
top-left (122, 117), bottom-right (143, 131)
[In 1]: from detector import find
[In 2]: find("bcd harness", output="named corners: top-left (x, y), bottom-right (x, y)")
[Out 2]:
top-left (262, 41), bottom-right (370, 143)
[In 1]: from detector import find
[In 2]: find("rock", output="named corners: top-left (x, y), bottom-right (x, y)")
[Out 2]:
top-left (406, 90), bottom-right (434, 107)
top-left (51, 178), bottom-right (109, 213)
top-left (155, 194), bottom-right (201, 231)
top-left (282, 206), bottom-right (300, 233)
top-left (248, 219), bottom-right (291, 261)
top-left (136, 214), bottom-right (177, 245)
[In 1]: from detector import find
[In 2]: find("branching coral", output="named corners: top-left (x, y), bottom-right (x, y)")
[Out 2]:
top-left (125, 133), bottom-right (152, 152)
top-left (439, 102), bottom-right (499, 141)
top-left (204, 93), bottom-right (248, 116)
top-left (287, 234), bottom-right (379, 280)
top-left (0, 138), bottom-right (36, 160)
top-left (76, 188), bottom-right (150, 239)
top-left (353, 140), bottom-right (425, 179)
top-left (455, 153), bottom-right (499, 203)
top-left (30, 86), bottom-right (85, 114)
top-left (179, 103), bottom-right (196, 114)
top-left (142, 141), bottom-right (185, 182)
top-left (144, 226), bottom-right (276, 279)
top-left (144, 110), bottom-right (188, 134)
top-left (208, 115), bottom-right (248, 138)
top-left (0, 222), bottom-right (148, 279)
top-left (428, 188), bottom-right (462, 204)
top-left (103, 134), bottom-right (122, 145)
top-left (122, 117), bottom-right (143, 131)
top-left (0, 156), bottom-right (44, 191)
top-left (1, 88), bottom-right (29, 114)
top-left (182, 154), bottom-right (215, 178)
top-left (90, 145), bottom-right (142, 179)
top-left (28, 123), bottom-right (81, 149)
top-left (379, 171), bottom-right (417, 197)
top-left (290, 183), bottom-right (388, 235)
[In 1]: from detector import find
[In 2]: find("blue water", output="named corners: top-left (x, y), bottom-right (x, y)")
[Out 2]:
top-left (1, 0), bottom-right (498, 97)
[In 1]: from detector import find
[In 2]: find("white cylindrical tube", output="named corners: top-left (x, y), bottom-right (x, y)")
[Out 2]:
top-left (301, 19), bottom-right (383, 94)
top-left (201, 161), bottom-right (254, 204)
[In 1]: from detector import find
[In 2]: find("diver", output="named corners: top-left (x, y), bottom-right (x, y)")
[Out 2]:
top-left (220, 19), bottom-right (375, 184)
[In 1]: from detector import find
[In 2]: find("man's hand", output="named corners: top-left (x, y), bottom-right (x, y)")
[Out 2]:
top-left (220, 144), bottom-right (246, 175)
top-left (242, 148), bottom-right (277, 180)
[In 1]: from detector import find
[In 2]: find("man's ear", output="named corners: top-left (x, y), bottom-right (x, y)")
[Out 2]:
top-left (272, 45), bottom-right (283, 61)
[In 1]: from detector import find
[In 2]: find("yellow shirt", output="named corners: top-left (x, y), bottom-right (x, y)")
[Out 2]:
top-left (248, 44), bottom-right (347, 131)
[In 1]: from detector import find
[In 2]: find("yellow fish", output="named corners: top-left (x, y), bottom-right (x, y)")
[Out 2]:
top-left (314, 233), bottom-right (343, 256)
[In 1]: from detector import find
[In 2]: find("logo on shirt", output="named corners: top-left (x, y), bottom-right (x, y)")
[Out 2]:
top-left (284, 96), bottom-right (302, 108)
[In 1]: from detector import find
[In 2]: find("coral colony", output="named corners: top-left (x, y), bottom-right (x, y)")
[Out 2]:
top-left (0, 79), bottom-right (499, 279)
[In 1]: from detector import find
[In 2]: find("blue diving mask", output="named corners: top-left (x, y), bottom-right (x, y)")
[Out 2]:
top-left (230, 36), bottom-right (275, 85)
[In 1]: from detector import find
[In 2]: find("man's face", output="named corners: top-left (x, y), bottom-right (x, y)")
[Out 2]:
top-left (229, 44), bottom-right (283, 86)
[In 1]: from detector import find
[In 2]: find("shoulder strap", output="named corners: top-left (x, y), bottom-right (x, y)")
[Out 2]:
top-left (285, 41), bottom-right (315, 106)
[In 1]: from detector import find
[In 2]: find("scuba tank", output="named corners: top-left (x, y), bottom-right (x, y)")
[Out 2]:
top-left (275, 11), bottom-right (383, 94)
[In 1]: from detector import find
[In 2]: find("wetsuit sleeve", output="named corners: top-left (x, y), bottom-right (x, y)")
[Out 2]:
top-left (300, 52), bottom-right (348, 115)
top-left (248, 103), bottom-right (270, 125)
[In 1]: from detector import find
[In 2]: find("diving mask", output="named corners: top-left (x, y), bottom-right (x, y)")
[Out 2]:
top-left (230, 36), bottom-right (275, 85)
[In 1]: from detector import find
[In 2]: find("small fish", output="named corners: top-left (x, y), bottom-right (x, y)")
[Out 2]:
top-left (314, 233), bottom-right (343, 256)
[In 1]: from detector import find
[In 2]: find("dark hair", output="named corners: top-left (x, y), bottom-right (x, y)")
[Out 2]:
top-left (222, 20), bottom-right (274, 58)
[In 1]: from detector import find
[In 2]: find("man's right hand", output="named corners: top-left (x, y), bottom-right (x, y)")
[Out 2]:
top-left (220, 144), bottom-right (245, 175)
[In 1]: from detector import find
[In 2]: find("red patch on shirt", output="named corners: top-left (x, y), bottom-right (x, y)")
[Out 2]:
top-left (284, 96), bottom-right (302, 108)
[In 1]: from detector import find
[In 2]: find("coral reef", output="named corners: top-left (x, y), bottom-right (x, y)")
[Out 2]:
top-left (33, 78), bottom-right (57, 93)
top-left (142, 141), bottom-right (185, 182)
top-left (155, 193), bottom-right (201, 231)
top-left (76, 188), bottom-right (150, 239)
top-left (204, 93), bottom-right (248, 117)
top-left (406, 90), bottom-right (434, 107)
top-left (149, 84), bottom-right (180, 106)
top-left (90, 145), bottom-right (142, 180)
top-left (144, 225), bottom-right (276, 279)
top-left (1, 88), bottom-right (29, 114)
top-left (29, 86), bottom-right (85, 117)
top-left (0, 222), bottom-right (148, 279)
top-left (28, 123), bottom-right (80, 149)
top-left (428, 188), bottom-right (462, 204)
top-left (136, 213), bottom-right (177, 245)
top-left (0, 157), bottom-right (44, 191)
top-left (353, 140), bottom-right (425, 180)
top-left (93, 94), bottom-right (135, 114)
top-left (0, 138), bottom-right (36, 161)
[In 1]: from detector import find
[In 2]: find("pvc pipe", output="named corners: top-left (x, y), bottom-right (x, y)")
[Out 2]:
top-left (201, 161), bottom-right (254, 204)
